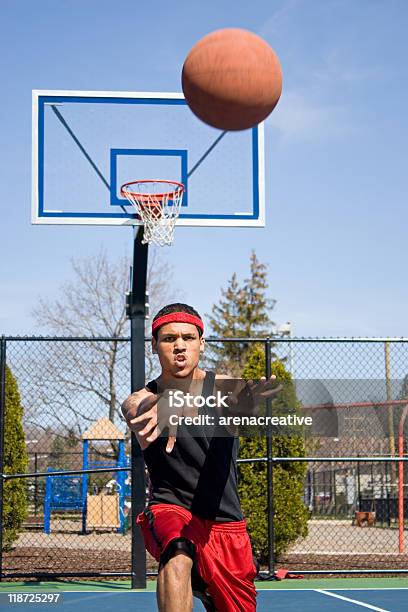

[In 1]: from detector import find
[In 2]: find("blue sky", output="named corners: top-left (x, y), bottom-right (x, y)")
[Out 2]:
top-left (1, 0), bottom-right (408, 337)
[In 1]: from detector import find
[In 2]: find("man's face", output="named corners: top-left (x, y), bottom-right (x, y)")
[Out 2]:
top-left (152, 322), bottom-right (204, 378)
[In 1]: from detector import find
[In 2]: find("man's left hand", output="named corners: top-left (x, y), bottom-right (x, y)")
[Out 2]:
top-left (225, 375), bottom-right (283, 416)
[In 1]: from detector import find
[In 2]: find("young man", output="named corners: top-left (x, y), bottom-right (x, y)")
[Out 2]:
top-left (122, 303), bottom-right (277, 612)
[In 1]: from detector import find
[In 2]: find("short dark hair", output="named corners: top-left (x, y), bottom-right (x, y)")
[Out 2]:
top-left (152, 303), bottom-right (203, 339)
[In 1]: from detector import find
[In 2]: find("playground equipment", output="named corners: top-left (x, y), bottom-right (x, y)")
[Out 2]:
top-left (44, 418), bottom-right (129, 534)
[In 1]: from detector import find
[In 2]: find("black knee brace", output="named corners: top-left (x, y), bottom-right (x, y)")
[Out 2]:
top-left (159, 537), bottom-right (196, 568)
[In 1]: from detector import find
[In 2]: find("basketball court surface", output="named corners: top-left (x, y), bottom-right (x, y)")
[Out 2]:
top-left (2, 579), bottom-right (408, 611)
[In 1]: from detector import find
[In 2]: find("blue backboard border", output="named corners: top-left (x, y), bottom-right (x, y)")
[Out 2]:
top-left (32, 90), bottom-right (265, 227)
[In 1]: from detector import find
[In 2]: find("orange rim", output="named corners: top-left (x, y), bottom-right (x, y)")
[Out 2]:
top-left (120, 180), bottom-right (185, 201)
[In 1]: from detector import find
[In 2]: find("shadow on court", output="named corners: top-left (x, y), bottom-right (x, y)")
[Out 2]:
top-left (2, 589), bottom-right (408, 612)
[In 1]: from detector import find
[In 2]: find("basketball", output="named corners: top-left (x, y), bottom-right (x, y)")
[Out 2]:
top-left (181, 28), bottom-right (282, 131)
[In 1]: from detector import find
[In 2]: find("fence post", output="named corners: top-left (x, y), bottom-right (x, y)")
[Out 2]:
top-left (265, 338), bottom-right (275, 576)
top-left (357, 456), bottom-right (361, 512)
top-left (34, 453), bottom-right (38, 516)
top-left (0, 336), bottom-right (7, 581)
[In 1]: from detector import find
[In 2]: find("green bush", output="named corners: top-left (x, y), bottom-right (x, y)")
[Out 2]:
top-left (2, 366), bottom-right (28, 550)
top-left (238, 347), bottom-right (308, 562)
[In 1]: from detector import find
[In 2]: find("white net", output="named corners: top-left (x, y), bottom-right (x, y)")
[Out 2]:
top-left (121, 180), bottom-right (184, 246)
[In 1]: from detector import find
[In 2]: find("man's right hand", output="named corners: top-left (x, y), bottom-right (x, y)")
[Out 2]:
top-left (122, 391), bottom-right (177, 453)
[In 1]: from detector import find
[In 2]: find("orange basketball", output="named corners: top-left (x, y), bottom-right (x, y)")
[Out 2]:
top-left (181, 28), bottom-right (283, 131)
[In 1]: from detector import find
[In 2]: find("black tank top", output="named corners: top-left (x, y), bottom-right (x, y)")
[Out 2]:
top-left (143, 372), bottom-right (243, 522)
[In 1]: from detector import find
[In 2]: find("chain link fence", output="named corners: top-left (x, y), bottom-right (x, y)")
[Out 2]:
top-left (2, 336), bottom-right (408, 579)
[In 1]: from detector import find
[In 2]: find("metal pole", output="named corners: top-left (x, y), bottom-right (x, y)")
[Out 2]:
top-left (357, 456), bottom-right (361, 512)
top-left (129, 227), bottom-right (148, 589)
top-left (34, 453), bottom-right (38, 516)
top-left (0, 337), bottom-right (7, 581)
top-left (397, 404), bottom-right (408, 553)
top-left (385, 341), bottom-right (396, 457)
top-left (265, 338), bottom-right (274, 576)
top-left (288, 324), bottom-right (294, 375)
top-left (311, 468), bottom-right (315, 513)
top-left (386, 460), bottom-right (391, 526)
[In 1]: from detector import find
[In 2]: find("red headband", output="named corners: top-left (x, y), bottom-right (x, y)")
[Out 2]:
top-left (152, 312), bottom-right (204, 335)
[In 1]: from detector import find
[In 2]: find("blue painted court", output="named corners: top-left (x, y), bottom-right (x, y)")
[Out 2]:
top-left (2, 580), bottom-right (408, 611)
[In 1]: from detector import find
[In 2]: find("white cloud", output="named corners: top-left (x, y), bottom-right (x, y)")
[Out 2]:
top-left (258, 0), bottom-right (386, 142)
top-left (259, 0), bottom-right (304, 39)
top-left (313, 48), bottom-right (386, 85)
top-left (266, 90), bottom-right (351, 142)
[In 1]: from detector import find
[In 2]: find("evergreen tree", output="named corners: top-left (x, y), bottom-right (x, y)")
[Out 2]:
top-left (207, 252), bottom-right (275, 374)
top-left (206, 250), bottom-right (307, 560)
top-left (241, 251), bottom-right (275, 337)
top-left (3, 366), bottom-right (29, 550)
top-left (238, 347), bottom-right (308, 562)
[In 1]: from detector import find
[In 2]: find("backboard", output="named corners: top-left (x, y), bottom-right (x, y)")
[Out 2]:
top-left (32, 90), bottom-right (265, 227)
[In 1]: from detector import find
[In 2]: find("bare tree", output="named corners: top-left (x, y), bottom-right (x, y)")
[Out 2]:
top-left (32, 248), bottom-right (177, 337)
top-left (24, 248), bottom-right (180, 438)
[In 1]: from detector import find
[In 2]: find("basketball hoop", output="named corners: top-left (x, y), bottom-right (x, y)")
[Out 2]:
top-left (121, 180), bottom-right (185, 246)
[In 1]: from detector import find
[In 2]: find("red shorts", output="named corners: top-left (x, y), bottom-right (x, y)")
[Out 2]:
top-left (136, 503), bottom-right (257, 612)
